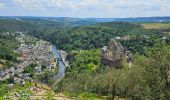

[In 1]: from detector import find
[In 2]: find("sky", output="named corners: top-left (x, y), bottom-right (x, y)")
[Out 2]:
top-left (0, 0), bottom-right (170, 18)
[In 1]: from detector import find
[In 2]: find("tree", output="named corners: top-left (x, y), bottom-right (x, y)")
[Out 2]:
top-left (45, 90), bottom-right (55, 100)
top-left (39, 70), bottom-right (55, 86)
top-left (141, 42), bottom-right (170, 99)
top-left (121, 43), bottom-right (170, 99)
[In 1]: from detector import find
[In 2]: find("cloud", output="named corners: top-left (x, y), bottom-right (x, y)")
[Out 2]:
top-left (11, 0), bottom-right (170, 12)
top-left (4, 0), bottom-right (170, 17)
top-left (0, 2), bottom-right (5, 8)
top-left (12, 0), bottom-right (113, 10)
top-left (157, 0), bottom-right (170, 11)
top-left (12, 0), bottom-right (47, 10)
top-left (117, 0), bottom-right (170, 11)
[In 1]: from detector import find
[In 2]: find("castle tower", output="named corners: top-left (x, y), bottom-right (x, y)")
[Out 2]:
top-left (100, 39), bottom-right (125, 68)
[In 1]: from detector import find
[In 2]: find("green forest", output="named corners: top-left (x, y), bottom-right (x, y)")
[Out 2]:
top-left (0, 33), bottom-right (19, 68)
top-left (60, 42), bottom-right (170, 99)
top-left (0, 18), bottom-right (170, 99)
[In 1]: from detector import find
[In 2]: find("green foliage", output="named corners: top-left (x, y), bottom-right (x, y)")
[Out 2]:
top-left (0, 82), bottom-right (33, 99)
top-left (121, 35), bottom-right (160, 54)
top-left (139, 42), bottom-right (170, 99)
top-left (0, 19), bottom-right (166, 54)
top-left (0, 33), bottom-right (19, 68)
top-left (1, 18), bottom-right (170, 99)
top-left (38, 70), bottom-right (55, 86)
top-left (17, 89), bottom-right (32, 100)
top-left (66, 49), bottom-right (100, 75)
top-left (61, 42), bottom-right (170, 99)
top-left (54, 22), bottom-right (143, 51)
top-left (0, 84), bottom-right (9, 97)
top-left (51, 22), bottom-right (167, 52)
top-left (77, 92), bottom-right (98, 100)
top-left (6, 76), bottom-right (14, 84)
top-left (23, 64), bottom-right (37, 77)
top-left (45, 90), bottom-right (55, 100)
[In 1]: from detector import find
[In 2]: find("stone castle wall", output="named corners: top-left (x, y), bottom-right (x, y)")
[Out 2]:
top-left (100, 39), bottom-right (125, 67)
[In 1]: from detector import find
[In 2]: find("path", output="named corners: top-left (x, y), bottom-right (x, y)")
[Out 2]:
top-left (30, 89), bottom-right (74, 100)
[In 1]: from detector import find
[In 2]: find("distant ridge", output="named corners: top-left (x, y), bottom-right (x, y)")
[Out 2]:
top-left (86, 17), bottom-right (170, 22)
top-left (0, 16), bottom-right (170, 23)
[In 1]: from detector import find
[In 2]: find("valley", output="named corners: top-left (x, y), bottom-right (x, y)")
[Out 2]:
top-left (0, 17), bottom-right (170, 99)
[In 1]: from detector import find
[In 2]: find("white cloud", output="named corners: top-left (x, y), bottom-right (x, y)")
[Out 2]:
top-left (0, 2), bottom-right (5, 8)
top-left (11, 0), bottom-right (170, 11)
top-left (12, 0), bottom-right (47, 10)
top-left (44, 0), bottom-right (97, 11)
top-left (117, 0), bottom-right (170, 11)
top-left (12, 0), bottom-right (113, 10)
top-left (8, 0), bottom-right (170, 17)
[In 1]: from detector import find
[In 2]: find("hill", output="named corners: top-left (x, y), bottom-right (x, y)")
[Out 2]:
top-left (0, 17), bottom-right (97, 32)
top-left (52, 22), bottom-right (165, 52)
top-left (0, 17), bottom-right (170, 99)
top-left (0, 17), bottom-right (168, 53)
top-left (87, 17), bottom-right (170, 22)
top-left (0, 33), bottom-right (19, 68)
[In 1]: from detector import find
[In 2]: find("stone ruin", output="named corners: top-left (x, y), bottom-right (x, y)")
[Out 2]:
top-left (100, 39), bottom-right (127, 68)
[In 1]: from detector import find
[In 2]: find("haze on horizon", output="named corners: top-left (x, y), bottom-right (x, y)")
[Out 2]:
top-left (0, 0), bottom-right (170, 18)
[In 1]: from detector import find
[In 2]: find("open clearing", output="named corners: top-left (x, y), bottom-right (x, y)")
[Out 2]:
top-left (142, 23), bottom-right (170, 29)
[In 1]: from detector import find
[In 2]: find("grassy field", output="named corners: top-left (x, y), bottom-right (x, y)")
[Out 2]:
top-left (141, 23), bottom-right (170, 29)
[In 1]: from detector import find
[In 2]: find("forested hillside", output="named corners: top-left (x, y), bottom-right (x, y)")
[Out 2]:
top-left (0, 33), bottom-right (19, 68)
top-left (0, 18), bottom-right (169, 53)
top-left (0, 17), bottom-right (170, 99)
top-left (54, 22), bottom-right (170, 99)
top-left (61, 42), bottom-right (170, 99)
top-left (53, 22), bottom-right (166, 51)
top-left (0, 17), bottom-right (97, 32)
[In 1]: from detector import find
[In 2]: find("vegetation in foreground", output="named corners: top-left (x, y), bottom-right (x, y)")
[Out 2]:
top-left (60, 42), bottom-right (170, 99)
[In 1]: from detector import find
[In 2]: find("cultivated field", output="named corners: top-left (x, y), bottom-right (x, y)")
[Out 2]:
top-left (142, 23), bottom-right (170, 29)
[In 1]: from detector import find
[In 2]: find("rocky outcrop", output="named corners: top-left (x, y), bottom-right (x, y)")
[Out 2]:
top-left (100, 39), bottom-right (126, 68)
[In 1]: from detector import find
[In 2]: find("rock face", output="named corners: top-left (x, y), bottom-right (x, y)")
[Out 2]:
top-left (100, 39), bottom-right (125, 67)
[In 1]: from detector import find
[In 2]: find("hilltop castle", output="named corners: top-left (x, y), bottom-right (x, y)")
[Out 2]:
top-left (100, 39), bottom-right (127, 68)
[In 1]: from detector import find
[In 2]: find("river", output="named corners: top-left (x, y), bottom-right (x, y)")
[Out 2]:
top-left (51, 45), bottom-right (66, 81)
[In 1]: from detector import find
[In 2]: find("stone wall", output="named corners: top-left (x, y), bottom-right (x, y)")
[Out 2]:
top-left (100, 39), bottom-right (125, 67)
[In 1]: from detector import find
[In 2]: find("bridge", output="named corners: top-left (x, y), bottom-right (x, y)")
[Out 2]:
top-left (56, 58), bottom-right (62, 61)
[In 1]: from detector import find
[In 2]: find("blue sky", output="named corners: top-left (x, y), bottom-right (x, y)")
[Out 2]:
top-left (0, 0), bottom-right (170, 18)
